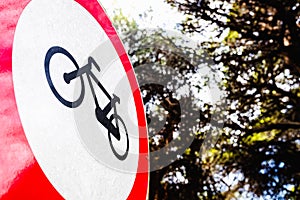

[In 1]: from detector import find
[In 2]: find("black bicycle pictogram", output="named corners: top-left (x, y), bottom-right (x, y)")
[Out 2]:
top-left (44, 46), bottom-right (129, 160)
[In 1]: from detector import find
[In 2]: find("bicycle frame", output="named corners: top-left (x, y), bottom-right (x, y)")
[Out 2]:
top-left (63, 57), bottom-right (121, 140)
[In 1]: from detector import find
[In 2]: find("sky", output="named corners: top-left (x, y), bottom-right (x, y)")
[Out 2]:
top-left (100, 0), bottom-right (184, 30)
top-left (99, 0), bottom-right (226, 103)
top-left (99, 0), bottom-right (229, 46)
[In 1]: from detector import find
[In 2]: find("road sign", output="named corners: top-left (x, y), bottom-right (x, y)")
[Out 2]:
top-left (0, 0), bottom-right (149, 199)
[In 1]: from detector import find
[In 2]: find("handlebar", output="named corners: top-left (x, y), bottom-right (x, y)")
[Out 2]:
top-left (64, 57), bottom-right (100, 84)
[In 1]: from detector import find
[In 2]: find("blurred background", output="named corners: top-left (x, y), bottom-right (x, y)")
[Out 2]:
top-left (101, 0), bottom-right (300, 199)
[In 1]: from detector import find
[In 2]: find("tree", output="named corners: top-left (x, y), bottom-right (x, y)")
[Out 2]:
top-left (113, 0), bottom-right (300, 198)
top-left (164, 0), bottom-right (300, 199)
top-left (113, 10), bottom-right (227, 199)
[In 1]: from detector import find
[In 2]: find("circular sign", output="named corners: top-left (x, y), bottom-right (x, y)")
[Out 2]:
top-left (1, 0), bottom-right (148, 199)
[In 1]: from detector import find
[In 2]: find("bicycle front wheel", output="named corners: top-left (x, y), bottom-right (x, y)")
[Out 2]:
top-left (44, 46), bottom-right (84, 108)
top-left (108, 115), bottom-right (129, 161)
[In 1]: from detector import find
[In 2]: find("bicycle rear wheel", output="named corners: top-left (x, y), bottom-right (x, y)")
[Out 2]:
top-left (108, 115), bottom-right (129, 161)
top-left (44, 46), bottom-right (84, 108)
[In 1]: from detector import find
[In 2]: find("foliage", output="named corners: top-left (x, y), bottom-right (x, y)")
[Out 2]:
top-left (113, 0), bottom-right (300, 198)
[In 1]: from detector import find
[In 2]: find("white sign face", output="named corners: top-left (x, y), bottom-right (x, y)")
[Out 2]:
top-left (12, 0), bottom-right (147, 199)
